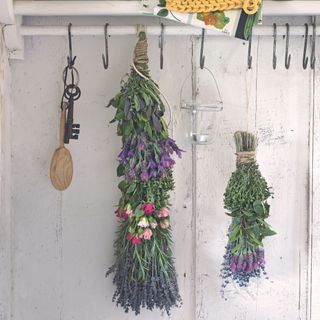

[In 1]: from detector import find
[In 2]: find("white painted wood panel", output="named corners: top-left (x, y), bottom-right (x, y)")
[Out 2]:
top-left (309, 38), bottom-right (320, 320)
top-left (9, 32), bottom-right (193, 320)
top-left (5, 15), bottom-right (319, 320)
top-left (195, 34), bottom-right (310, 319)
top-left (0, 28), bottom-right (12, 320)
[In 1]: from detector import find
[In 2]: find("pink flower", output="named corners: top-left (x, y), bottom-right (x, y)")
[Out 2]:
top-left (141, 203), bottom-right (155, 216)
top-left (131, 236), bottom-right (142, 245)
top-left (115, 208), bottom-right (127, 220)
top-left (158, 207), bottom-right (169, 218)
top-left (138, 217), bottom-right (149, 228)
top-left (125, 204), bottom-right (133, 216)
top-left (126, 232), bottom-right (133, 241)
top-left (150, 222), bottom-right (158, 229)
top-left (160, 219), bottom-right (170, 229)
top-left (142, 228), bottom-right (153, 240)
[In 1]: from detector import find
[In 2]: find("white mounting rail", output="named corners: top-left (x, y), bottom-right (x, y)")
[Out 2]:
top-left (19, 25), bottom-right (320, 37)
top-left (2, 0), bottom-right (320, 60)
top-left (12, 0), bottom-right (320, 17)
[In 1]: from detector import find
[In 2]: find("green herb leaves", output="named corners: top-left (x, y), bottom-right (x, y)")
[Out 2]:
top-left (221, 132), bottom-right (276, 289)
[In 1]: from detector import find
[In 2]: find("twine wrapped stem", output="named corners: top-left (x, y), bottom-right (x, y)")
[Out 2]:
top-left (236, 151), bottom-right (256, 164)
top-left (133, 31), bottom-right (149, 76)
top-left (234, 131), bottom-right (257, 164)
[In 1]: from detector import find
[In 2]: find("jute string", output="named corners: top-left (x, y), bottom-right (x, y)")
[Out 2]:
top-left (133, 32), bottom-right (149, 75)
top-left (236, 151), bottom-right (256, 164)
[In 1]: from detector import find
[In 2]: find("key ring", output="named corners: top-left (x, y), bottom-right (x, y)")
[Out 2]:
top-left (62, 65), bottom-right (80, 87)
top-left (63, 84), bottom-right (81, 101)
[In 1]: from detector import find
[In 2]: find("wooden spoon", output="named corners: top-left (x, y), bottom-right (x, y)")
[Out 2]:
top-left (50, 102), bottom-right (73, 190)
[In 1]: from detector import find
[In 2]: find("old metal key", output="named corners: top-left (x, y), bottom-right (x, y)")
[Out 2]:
top-left (63, 83), bottom-right (81, 144)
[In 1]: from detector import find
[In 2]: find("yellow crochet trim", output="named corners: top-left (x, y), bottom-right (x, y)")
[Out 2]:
top-left (166, 0), bottom-right (261, 14)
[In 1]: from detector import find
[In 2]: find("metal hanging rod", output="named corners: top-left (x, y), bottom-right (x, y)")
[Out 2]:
top-left (13, 0), bottom-right (320, 17)
top-left (19, 25), bottom-right (320, 37)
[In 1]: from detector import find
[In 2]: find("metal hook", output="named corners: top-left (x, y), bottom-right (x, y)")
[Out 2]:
top-left (285, 23), bottom-right (291, 69)
top-left (273, 23), bottom-right (277, 70)
top-left (67, 23), bottom-right (76, 68)
top-left (159, 23), bottom-right (164, 70)
top-left (200, 28), bottom-right (206, 69)
top-left (303, 23), bottom-right (309, 69)
top-left (247, 35), bottom-right (253, 69)
top-left (311, 16), bottom-right (316, 69)
top-left (102, 23), bottom-right (109, 69)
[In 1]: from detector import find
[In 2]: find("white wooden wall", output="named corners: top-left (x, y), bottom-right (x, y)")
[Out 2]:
top-left (1, 15), bottom-right (320, 320)
top-left (0, 26), bottom-right (12, 320)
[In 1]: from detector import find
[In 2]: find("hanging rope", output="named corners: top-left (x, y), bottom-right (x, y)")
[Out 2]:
top-left (133, 31), bottom-right (149, 76)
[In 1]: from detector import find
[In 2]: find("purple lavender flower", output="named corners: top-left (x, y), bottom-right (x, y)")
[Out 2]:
top-left (140, 170), bottom-right (149, 182)
top-left (127, 150), bottom-right (134, 158)
top-left (147, 157), bottom-right (157, 169)
top-left (118, 141), bottom-right (130, 163)
top-left (137, 137), bottom-right (146, 152)
top-left (159, 138), bottom-right (184, 158)
top-left (160, 155), bottom-right (175, 169)
top-left (127, 169), bottom-right (135, 180)
top-left (138, 141), bottom-right (145, 151)
top-left (220, 244), bottom-right (269, 291)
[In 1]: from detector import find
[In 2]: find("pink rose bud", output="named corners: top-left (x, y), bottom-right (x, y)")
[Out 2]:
top-left (115, 208), bottom-right (121, 218)
top-left (131, 236), bottom-right (142, 245)
top-left (150, 222), bottom-right (158, 229)
top-left (158, 208), bottom-right (170, 218)
top-left (142, 228), bottom-right (153, 240)
top-left (138, 217), bottom-right (149, 228)
top-left (115, 208), bottom-right (127, 220)
top-left (125, 204), bottom-right (133, 216)
top-left (160, 219), bottom-right (170, 229)
top-left (126, 232), bottom-right (133, 241)
top-left (141, 203), bottom-right (155, 216)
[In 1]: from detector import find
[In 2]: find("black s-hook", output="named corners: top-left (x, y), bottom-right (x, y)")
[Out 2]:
top-left (247, 35), bottom-right (253, 69)
top-left (303, 23), bottom-right (309, 69)
top-left (67, 23), bottom-right (76, 68)
top-left (200, 28), bottom-right (206, 69)
top-left (273, 23), bottom-right (277, 70)
top-left (311, 16), bottom-right (316, 70)
top-left (102, 23), bottom-right (109, 69)
top-left (285, 23), bottom-right (291, 69)
top-left (159, 23), bottom-right (164, 70)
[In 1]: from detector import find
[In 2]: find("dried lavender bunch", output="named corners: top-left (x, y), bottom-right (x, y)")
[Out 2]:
top-left (106, 32), bottom-right (182, 315)
top-left (221, 131), bottom-right (276, 290)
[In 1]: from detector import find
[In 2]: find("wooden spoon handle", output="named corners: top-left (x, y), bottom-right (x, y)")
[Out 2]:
top-left (60, 102), bottom-right (67, 148)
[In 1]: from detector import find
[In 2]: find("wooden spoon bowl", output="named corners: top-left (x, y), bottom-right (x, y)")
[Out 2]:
top-left (50, 102), bottom-right (73, 191)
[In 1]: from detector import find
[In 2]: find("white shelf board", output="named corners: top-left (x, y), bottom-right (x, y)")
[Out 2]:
top-left (13, 1), bottom-right (320, 17)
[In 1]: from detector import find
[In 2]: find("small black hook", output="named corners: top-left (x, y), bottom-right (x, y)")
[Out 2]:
top-left (285, 23), bottom-right (291, 69)
top-left (67, 23), bottom-right (76, 68)
top-left (311, 16), bottom-right (316, 70)
top-left (159, 23), bottom-right (164, 70)
top-left (303, 23), bottom-right (309, 69)
top-left (102, 23), bottom-right (109, 69)
top-left (273, 23), bottom-right (277, 70)
top-left (200, 28), bottom-right (206, 69)
top-left (247, 35), bottom-right (253, 69)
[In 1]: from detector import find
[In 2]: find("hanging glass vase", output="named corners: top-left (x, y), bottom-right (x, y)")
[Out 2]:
top-left (180, 67), bottom-right (223, 145)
